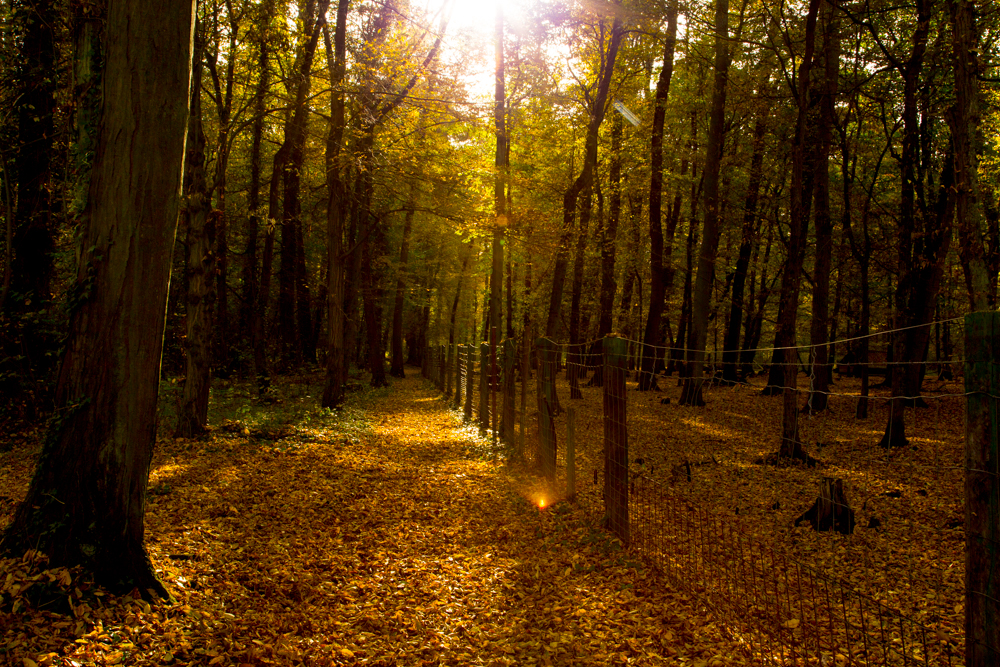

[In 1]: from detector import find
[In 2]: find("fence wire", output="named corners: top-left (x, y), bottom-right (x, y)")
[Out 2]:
top-left (423, 317), bottom-right (991, 666)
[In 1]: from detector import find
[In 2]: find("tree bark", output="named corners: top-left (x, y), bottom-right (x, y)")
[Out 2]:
top-left (491, 0), bottom-right (507, 352)
top-left (242, 1), bottom-right (273, 396)
top-left (545, 19), bottom-right (624, 339)
top-left (638, 0), bottom-right (679, 391)
top-left (1, 0), bottom-right (195, 596)
top-left (679, 0), bottom-right (730, 407)
top-left (321, 0), bottom-right (350, 407)
top-left (722, 116), bottom-right (764, 384)
top-left (804, 4), bottom-right (840, 413)
top-left (949, 0), bottom-right (990, 312)
top-left (771, 0), bottom-right (821, 459)
top-left (176, 25), bottom-right (215, 439)
top-left (205, 4), bottom-right (238, 375)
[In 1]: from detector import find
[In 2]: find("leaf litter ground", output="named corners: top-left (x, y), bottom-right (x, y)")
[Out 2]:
top-left (1, 372), bottom-right (736, 666)
top-left (513, 368), bottom-right (966, 663)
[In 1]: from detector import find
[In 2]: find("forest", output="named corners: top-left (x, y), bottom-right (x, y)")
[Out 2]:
top-left (0, 0), bottom-right (998, 664)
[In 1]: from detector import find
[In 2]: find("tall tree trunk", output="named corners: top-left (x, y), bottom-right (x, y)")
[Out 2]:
top-left (722, 115), bottom-right (765, 384)
top-left (679, 0), bottom-right (730, 406)
top-left (242, 5), bottom-right (272, 394)
top-left (176, 25), bottom-right (215, 439)
top-left (491, 0), bottom-right (506, 346)
top-left (771, 0), bottom-right (821, 458)
top-left (949, 0), bottom-right (990, 311)
top-left (598, 114), bottom-right (622, 338)
top-left (568, 183), bottom-right (592, 399)
top-left (449, 242), bottom-right (473, 362)
top-left (804, 4), bottom-right (840, 413)
top-left (390, 206), bottom-right (415, 377)
top-left (206, 4), bottom-right (238, 376)
top-left (1, 0), bottom-right (195, 596)
top-left (638, 0), bottom-right (679, 391)
top-left (275, 0), bottom-right (328, 366)
top-left (880, 148), bottom-right (956, 447)
top-left (545, 19), bottom-right (624, 339)
top-left (321, 0), bottom-right (350, 406)
top-left (879, 0), bottom-right (934, 449)
top-left (740, 218), bottom-right (774, 376)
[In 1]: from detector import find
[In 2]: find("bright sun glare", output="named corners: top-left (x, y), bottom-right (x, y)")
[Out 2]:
top-left (423, 0), bottom-right (502, 102)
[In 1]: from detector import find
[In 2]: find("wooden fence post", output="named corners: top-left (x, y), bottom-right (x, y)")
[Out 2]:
top-left (603, 334), bottom-right (629, 545)
top-left (491, 327), bottom-right (498, 449)
top-left (567, 407), bottom-right (576, 501)
top-left (537, 337), bottom-right (557, 479)
top-left (502, 337), bottom-right (516, 446)
top-left (965, 311), bottom-right (1000, 667)
top-left (440, 344), bottom-right (447, 391)
top-left (464, 344), bottom-right (474, 422)
top-left (454, 344), bottom-right (463, 408)
top-left (479, 342), bottom-right (489, 433)
top-left (520, 327), bottom-right (530, 461)
top-left (445, 343), bottom-right (453, 398)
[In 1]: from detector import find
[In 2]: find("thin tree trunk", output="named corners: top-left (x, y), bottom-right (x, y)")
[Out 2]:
top-left (804, 5), bottom-right (840, 413)
top-left (176, 26), bottom-right (215, 438)
top-left (390, 207), bottom-right (415, 377)
top-left (880, 0), bottom-right (934, 448)
top-left (722, 116), bottom-right (765, 384)
top-left (638, 0), bottom-right (679, 391)
top-left (771, 0), bottom-right (821, 459)
top-left (679, 0), bottom-right (730, 407)
top-left (545, 19), bottom-right (624, 339)
top-left (243, 5), bottom-right (271, 394)
top-left (319, 0), bottom-right (349, 406)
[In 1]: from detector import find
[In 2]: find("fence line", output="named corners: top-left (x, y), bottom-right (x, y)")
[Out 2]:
top-left (422, 317), bottom-right (992, 666)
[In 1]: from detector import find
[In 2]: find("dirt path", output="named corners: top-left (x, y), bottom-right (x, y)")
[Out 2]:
top-left (2, 373), bottom-right (738, 666)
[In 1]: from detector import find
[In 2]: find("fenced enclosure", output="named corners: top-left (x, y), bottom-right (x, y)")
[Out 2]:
top-left (422, 313), bottom-right (999, 666)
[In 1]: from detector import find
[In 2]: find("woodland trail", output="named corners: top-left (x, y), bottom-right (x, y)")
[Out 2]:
top-left (1, 372), bottom-right (737, 666)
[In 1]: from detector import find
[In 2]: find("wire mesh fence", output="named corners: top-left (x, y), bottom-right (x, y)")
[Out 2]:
top-left (423, 314), bottom-right (995, 666)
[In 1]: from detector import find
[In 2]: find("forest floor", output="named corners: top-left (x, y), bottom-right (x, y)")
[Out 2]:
top-left (0, 371), bottom-right (739, 667)
top-left (512, 366), bottom-right (967, 664)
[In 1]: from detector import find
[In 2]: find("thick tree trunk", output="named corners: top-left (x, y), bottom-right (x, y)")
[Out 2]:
top-left (294, 212), bottom-right (314, 362)
top-left (1, 0), bottom-right (195, 596)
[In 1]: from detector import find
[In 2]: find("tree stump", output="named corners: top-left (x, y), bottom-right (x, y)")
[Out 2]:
top-left (794, 477), bottom-right (855, 535)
